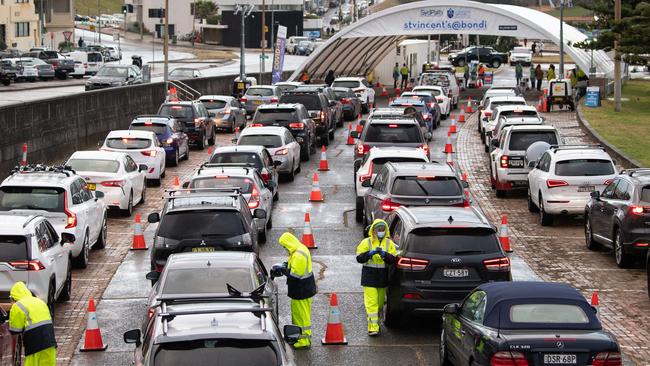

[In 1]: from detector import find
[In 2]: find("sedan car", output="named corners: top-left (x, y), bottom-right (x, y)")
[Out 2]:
top-left (198, 95), bottom-right (246, 132)
top-left (237, 126), bottom-right (302, 181)
top-left (331, 77), bottom-right (376, 113)
top-left (85, 65), bottom-right (142, 91)
top-left (101, 130), bottom-right (166, 186)
top-left (129, 115), bottom-right (190, 166)
top-left (66, 150), bottom-right (147, 216)
top-left (241, 85), bottom-right (281, 116)
top-left (169, 67), bottom-right (202, 80)
top-left (441, 282), bottom-right (622, 366)
top-left (332, 87), bottom-right (362, 121)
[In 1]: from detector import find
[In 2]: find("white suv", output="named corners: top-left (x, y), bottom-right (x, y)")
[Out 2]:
top-left (527, 146), bottom-right (617, 226)
top-left (484, 105), bottom-right (539, 151)
top-left (478, 95), bottom-right (526, 135)
top-left (101, 130), bottom-right (166, 186)
top-left (331, 77), bottom-right (376, 113)
top-left (418, 71), bottom-right (460, 108)
top-left (0, 213), bottom-right (75, 312)
top-left (412, 85), bottom-right (451, 118)
top-left (490, 125), bottom-right (560, 197)
top-left (0, 165), bottom-right (108, 268)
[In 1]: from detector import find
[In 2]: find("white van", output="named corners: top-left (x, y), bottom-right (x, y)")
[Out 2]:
top-left (65, 51), bottom-right (104, 75)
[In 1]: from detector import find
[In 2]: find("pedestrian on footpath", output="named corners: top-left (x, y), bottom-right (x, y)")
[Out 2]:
top-left (273, 232), bottom-right (317, 349)
top-left (529, 64), bottom-right (536, 89)
top-left (547, 64), bottom-right (556, 82)
top-left (539, 42), bottom-right (544, 57)
top-left (392, 63), bottom-right (400, 89)
top-left (523, 38), bottom-right (528, 47)
top-left (534, 64), bottom-right (544, 91)
top-left (531, 41), bottom-right (537, 55)
top-left (356, 219), bottom-right (397, 336)
top-left (9, 282), bottom-right (57, 366)
top-left (463, 63), bottom-right (470, 87)
top-left (515, 62), bottom-right (523, 87)
top-left (400, 63), bottom-right (409, 90)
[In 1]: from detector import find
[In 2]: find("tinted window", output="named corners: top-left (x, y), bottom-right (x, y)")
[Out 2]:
top-left (415, 88), bottom-right (442, 96)
top-left (333, 90), bottom-right (354, 99)
top-left (0, 236), bottom-right (28, 262)
top-left (391, 176), bottom-right (462, 196)
top-left (190, 177), bottom-right (254, 194)
top-left (254, 109), bottom-right (298, 123)
top-left (0, 187), bottom-right (64, 212)
top-left (159, 105), bottom-right (194, 119)
top-left (508, 132), bottom-right (558, 151)
top-left (405, 228), bottom-right (500, 255)
top-left (490, 101), bottom-right (525, 110)
top-left (96, 66), bottom-right (127, 77)
top-left (153, 340), bottom-right (279, 366)
top-left (279, 95), bottom-right (321, 110)
top-left (641, 186), bottom-right (650, 203)
top-left (510, 304), bottom-right (589, 324)
top-left (554, 159), bottom-right (614, 176)
top-left (87, 53), bottom-right (102, 62)
top-left (106, 137), bottom-right (152, 149)
top-left (246, 87), bottom-right (274, 97)
top-left (498, 109), bottom-right (538, 118)
top-left (209, 153), bottom-right (262, 170)
top-left (67, 159), bottom-right (120, 173)
top-left (157, 211), bottom-right (246, 240)
top-left (365, 124), bottom-right (422, 143)
top-left (371, 157), bottom-right (428, 174)
top-left (130, 123), bottom-right (168, 135)
top-left (162, 267), bottom-right (253, 294)
top-left (238, 135), bottom-right (282, 148)
top-left (201, 100), bottom-right (227, 110)
top-left (332, 80), bottom-right (361, 89)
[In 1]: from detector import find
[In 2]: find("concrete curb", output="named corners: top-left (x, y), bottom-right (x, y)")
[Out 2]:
top-left (575, 105), bottom-right (642, 169)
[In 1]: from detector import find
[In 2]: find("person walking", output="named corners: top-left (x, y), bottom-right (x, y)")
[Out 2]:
top-left (399, 63), bottom-right (409, 90)
top-left (463, 63), bottom-right (470, 87)
top-left (515, 62), bottom-right (523, 87)
top-left (392, 63), bottom-right (400, 89)
top-left (539, 42), bottom-right (544, 57)
top-left (529, 64), bottom-right (536, 89)
top-left (356, 219), bottom-right (397, 336)
top-left (547, 64), bottom-right (556, 82)
top-left (324, 70), bottom-right (335, 86)
top-left (273, 233), bottom-right (317, 349)
top-left (523, 38), bottom-right (528, 47)
top-left (9, 282), bottom-right (57, 366)
top-left (531, 42), bottom-right (537, 56)
top-left (534, 64), bottom-right (544, 91)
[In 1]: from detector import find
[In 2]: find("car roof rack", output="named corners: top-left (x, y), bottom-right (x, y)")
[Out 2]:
top-left (548, 144), bottom-right (605, 152)
top-left (164, 187), bottom-right (242, 198)
top-left (0, 212), bottom-right (41, 228)
top-left (197, 163), bottom-right (252, 175)
top-left (620, 168), bottom-right (650, 177)
top-left (11, 164), bottom-right (76, 177)
top-left (133, 114), bottom-right (174, 120)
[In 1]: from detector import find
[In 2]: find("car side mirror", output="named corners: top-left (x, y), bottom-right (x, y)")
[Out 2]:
top-left (145, 271), bottom-right (160, 281)
top-left (527, 161), bottom-right (537, 169)
top-left (329, 101), bottom-right (336, 107)
top-left (61, 232), bottom-right (76, 245)
top-left (491, 139), bottom-right (499, 148)
top-left (283, 324), bottom-right (302, 345)
top-left (231, 138), bottom-right (238, 144)
top-left (462, 181), bottom-right (469, 189)
top-left (360, 119), bottom-right (366, 126)
top-left (72, 195), bottom-right (82, 205)
top-left (123, 329), bottom-right (142, 347)
top-left (147, 212), bottom-right (160, 223)
top-left (425, 132), bottom-right (433, 140)
top-left (273, 160), bottom-right (282, 167)
top-left (254, 209), bottom-right (267, 219)
top-left (296, 137), bottom-right (304, 144)
top-left (590, 191), bottom-right (600, 200)
top-left (182, 181), bottom-right (190, 189)
top-left (361, 179), bottom-right (372, 188)
top-left (443, 303), bottom-right (459, 315)
top-left (266, 180), bottom-right (277, 189)
top-left (94, 191), bottom-right (104, 199)
top-left (350, 131), bottom-right (359, 139)
top-left (138, 164), bottom-right (147, 172)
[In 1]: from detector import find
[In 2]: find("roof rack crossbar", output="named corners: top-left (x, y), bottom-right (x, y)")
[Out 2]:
top-left (133, 114), bottom-right (173, 120)
top-left (11, 164), bottom-right (76, 177)
top-left (620, 168), bottom-right (650, 177)
top-left (548, 144), bottom-right (604, 151)
top-left (159, 307), bottom-right (273, 320)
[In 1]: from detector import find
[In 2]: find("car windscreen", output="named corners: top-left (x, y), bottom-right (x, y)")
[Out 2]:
top-left (510, 304), bottom-right (589, 324)
top-left (246, 88), bottom-right (274, 97)
top-left (332, 80), bottom-right (360, 89)
top-left (253, 109), bottom-right (298, 123)
top-left (238, 135), bottom-right (283, 148)
top-left (406, 228), bottom-right (500, 255)
top-left (279, 95), bottom-right (320, 110)
top-left (508, 131), bottom-right (558, 151)
top-left (209, 153), bottom-right (263, 170)
top-left (67, 159), bottom-right (120, 173)
top-left (87, 53), bottom-right (102, 62)
top-left (0, 236), bottom-right (28, 262)
top-left (391, 176), bottom-right (462, 196)
top-left (130, 123), bottom-right (168, 135)
top-left (158, 105), bottom-right (194, 119)
top-left (105, 137), bottom-right (151, 150)
top-left (371, 157), bottom-right (427, 173)
top-left (365, 124), bottom-right (422, 143)
top-left (201, 100), bottom-right (228, 110)
top-left (554, 159), bottom-right (614, 176)
top-left (153, 339), bottom-right (279, 366)
top-left (190, 177), bottom-right (254, 194)
top-left (162, 267), bottom-right (253, 294)
top-left (0, 186), bottom-right (65, 212)
top-left (96, 66), bottom-right (127, 77)
top-left (157, 210), bottom-right (246, 240)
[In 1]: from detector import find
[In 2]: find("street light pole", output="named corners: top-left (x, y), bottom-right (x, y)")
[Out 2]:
top-left (559, 0), bottom-right (565, 78)
top-left (614, 0), bottom-right (622, 112)
top-left (271, 0), bottom-right (275, 51)
top-left (97, 0), bottom-right (102, 44)
top-left (163, 0), bottom-right (169, 82)
top-left (261, 0), bottom-right (266, 84)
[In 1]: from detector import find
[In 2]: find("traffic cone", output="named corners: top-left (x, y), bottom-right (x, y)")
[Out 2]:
top-left (356, 115), bottom-right (363, 133)
top-left (458, 105), bottom-right (466, 123)
top-left (346, 124), bottom-right (355, 145)
top-left (309, 172), bottom-right (324, 202)
top-left (466, 97), bottom-right (473, 113)
top-left (591, 291), bottom-right (599, 307)
top-left (173, 176), bottom-right (180, 190)
top-left (449, 116), bottom-right (458, 134)
top-left (542, 95), bottom-right (547, 112)
top-left (321, 293), bottom-right (348, 345)
top-left (301, 212), bottom-right (317, 249)
top-left (443, 131), bottom-right (454, 153)
top-left (80, 298), bottom-right (108, 352)
top-left (207, 147), bottom-right (213, 157)
top-left (446, 150), bottom-right (454, 167)
top-left (130, 214), bottom-right (148, 250)
top-left (381, 86), bottom-right (388, 97)
top-left (20, 143), bottom-right (27, 166)
top-left (375, 81), bottom-right (380, 87)
top-left (395, 86), bottom-right (401, 96)
top-left (318, 146), bottom-right (329, 171)
top-left (537, 96), bottom-right (543, 112)
top-left (462, 172), bottom-right (470, 207)
top-left (499, 214), bottom-right (512, 252)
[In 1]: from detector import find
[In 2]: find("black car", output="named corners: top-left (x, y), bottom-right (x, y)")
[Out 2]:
top-left (22, 50), bottom-right (75, 79)
top-left (448, 46), bottom-right (508, 68)
top-left (441, 282), bottom-right (622, 366)
top-left (158, 100), bottom-right (215, 149)
top-left (251, 103), bottom-right (317, 161)
top-left (279, 90), bottom-right (334, 147)
top-left (147, 189), bottom-right (266, 273)
top-left (85, 65), bottom-right (143, 91)
top-left (383, 206), bottom-right (510, 325)
top-left (332, 87), bottom-right (362, 121)
top-left (295, 84), bottom-right (344, 128)
top-left (0, 60), bottom-right (17, 86)
top-left (585, 168), bottom-right (650, 268)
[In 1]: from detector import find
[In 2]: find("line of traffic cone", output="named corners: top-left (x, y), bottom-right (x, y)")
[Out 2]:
top-left (449, 116), bottom-right (458, 134)
top-left (130, 214), bottom-right (148, 250)
top-left (458, 105), bottom-right (466, 123)
top-left (20, 143), bottom-right (27, 166)
top-left (462, 172), bottom-right (470, 207)
top-left (318, 146), bottom-right (329, 171)
top-left (321, 292), bottom-right (348, 345)
top-left (537, 95), bottom-right (544, 112)
top-left (309, 172), bottom-right (324, 202)
top-left (80, 298), bottom-right (108, 352)
top-left (443, 131), bottom-right (454, 153)
top-left (499, 214), bottom-right (512, 252)
top-left (466, 97), bottom-right (473, 113)
top-left (346, 124), bottom-right (355, 145)
top-left (301, 211), bottom-right (317, 249)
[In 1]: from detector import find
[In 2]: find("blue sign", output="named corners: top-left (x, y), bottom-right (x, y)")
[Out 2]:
top-left (584, 86), bottom-right (600, 108)
top-left (306, 30), bottom-right (320, 39)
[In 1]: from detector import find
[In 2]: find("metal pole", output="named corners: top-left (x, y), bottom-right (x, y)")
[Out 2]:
top-left (261, 0), bottom-right (266, 84)
top-left (39, 0), bottom-right (44, 46)
top-left (559, 0), bottom-right (564, 77)
top-left (192, 0), bottom-right (196, 46)
top-left (271, 0), bottom-right (275, 50)
top-left (98, 0), bottom-right (101, 44)
top-left (427, 34), bottom-right (431, 63)
top-left (139, 5), bottom-right (143, 40)
top-left (614, 0), bottom-right (622, 112)
top-left (163, 0), bottom-right (169, 82)
top-left (240, 7), bottom-right (246, 81)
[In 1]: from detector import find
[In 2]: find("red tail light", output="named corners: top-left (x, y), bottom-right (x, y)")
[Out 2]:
top-left (248, 186), bottom-right (260, 209)
top-left (490, 351), bottom-right (528, 366)
top-left (546, 179), bottom-right (568, 188)
top-left (9, 260), bottom-right (45, 271)
top-left (64, 194), bottom-right (77, 229)
top-left (359, 162), bottom-right (373, 183)
top-left (250, 123), bottom-right (263, 127)
top-left (483, 257), bottom-right (511, 272)
top-left (484, 111), bottom-right (493, 117)
top-left (240, 96), bottom-right (248, 103)
top-left (381, 198), bottom-right (401, 212)
top-left (396, 257), bottom-right (429, 271)
top-left (261, 170), bottom-right (270, 183)
top-left (100, 180), bottom-right (126, 187)
top-left (141, 150), bottom-right (157, 157)
top-left (194, 118), bottom-right (202, 127)
top-left (629, 205), bottom-right (647, 215)
top-left (422, 113), bottom-right (431, 120)
top-left (320, 111), bottom-right (325, 121)
top-left (274, 148), bottom-right (288, 155)
top-left (341, 98), bottom-right (351, 104)
top-left (603, 179), bottom-right (613, 186)
top-left (270, 97), bottom-right (279, 103)
top-left (356, 144), bottom-right (370, 156)
top-left (419, 144), bottom-right (429, 156)
top-left (592, 352), bottom-right (622, 366)
top-left (428, 102), bottom-right (435, 108)
top-left (147, 307), bottom-right (156, 319)
top-left (402, 293), bottom-right (423, 299)
top-left (288, 122), bottom-right (304, 129)
top-left (500, 155), bottom-right (509, 168)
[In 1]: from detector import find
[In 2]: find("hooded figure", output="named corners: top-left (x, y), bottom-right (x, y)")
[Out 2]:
top-left (355, 219), bottom-right (397, 336)
top-left (324, 70), bottom-right (335, 86)
top-left (9, 282), bottom-right (57, 366)
top-left (277, 232), bottom-right (316, 348)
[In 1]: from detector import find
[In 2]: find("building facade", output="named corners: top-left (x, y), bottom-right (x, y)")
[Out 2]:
top-left (0, 0), bottom-right (41, 50)
top-left (34, 0), bottom-right (74, 49)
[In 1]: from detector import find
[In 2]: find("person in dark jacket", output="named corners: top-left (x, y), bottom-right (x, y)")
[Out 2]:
top-left (324, 70), bottom-right (335, 86)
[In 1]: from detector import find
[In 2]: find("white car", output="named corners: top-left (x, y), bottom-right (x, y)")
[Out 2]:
top-left (354, 147), bottom-right (429, 223)
top-left (287, 36), bottom-right (308, 55)
top-left (237, 126), bottom-right (301, 181)
top-left (70, 61), bottom-right (86, 79)
top-left (331, 77), bottom-right (376, 113)
top-left (106, 46), bottom-right (122, 61)
top-left (484, 105), bottom-right (539, 151)
top-left (478, 95), bottom-right (526, 135)
top-left (66, 150), bottom-right (147, 216)
top-left (0, 165), bottom-right (108, 268)
top-left (412, 85), bottom-right (451, 118)
top-left (527, 146), bottom-right (617, 226)
top-left (418, 71), bottom-right (460, 108)
top-left (0, 214), bottom-right (74, 311)
top-left (101, 130), bottom-right (166, 186)
top-left (509, 47), bottom-right (533, 66)
top-left (4, 58), bottom-right (39, 81)
top-left (490, 125), bottom-right (560, 197)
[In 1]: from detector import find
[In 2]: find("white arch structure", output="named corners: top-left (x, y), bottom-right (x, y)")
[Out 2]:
top-left (289, 0), bottom-right (613, 80)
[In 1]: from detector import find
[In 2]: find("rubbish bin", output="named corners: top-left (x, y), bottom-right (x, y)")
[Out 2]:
top-left (172, 35), bottom-right (177, 44)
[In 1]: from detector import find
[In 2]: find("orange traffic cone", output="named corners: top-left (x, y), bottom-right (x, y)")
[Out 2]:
top-left (591, 291), bottom-right (599, 307)
top-left (395, 86), bottom-right (401, 96)
top-left (321, 292), bottom-right (348, 345)
top-left (499, 214), bottom-right (512, 252)
top-left (449, 116), bottom-right (458, 134)
top-left (309, 172), bottom-right (324, 202)
top-left (466, 97), bottom-right (473, 113)
top-left (537, 96), bottom-right (544, 112)
top-left (20, 143), bottom-right (27, 166)
top-left (443, 131), bottom-right (454, 154)
top-left (173, 176), bottom-right (180, 190)
top-left (462, 172), bottom-right (470, 207)
top-left (130, 214), bottom-right (148, 250)
top-left (301, 212), bottom-right (317, 249)
top-left (346, 124), bottom-right (355, 145)
top-left (356, 114), bottom-right (363, 133)
top-left (80, 298), bottom-right (108, 352)
top-left (458, 105), bottom-right (466, 123)
top-left (381, 86), bottom-right (388, 97)
top-left (446, 150), bottom-right (454, 167)
top-left (319, 146), bottom-right (329, 171)
top-left (207, 147), bottom-right (213, 157)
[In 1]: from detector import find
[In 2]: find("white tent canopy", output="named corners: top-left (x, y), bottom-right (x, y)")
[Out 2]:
top-left (289, 0), bottom-right (613, 80)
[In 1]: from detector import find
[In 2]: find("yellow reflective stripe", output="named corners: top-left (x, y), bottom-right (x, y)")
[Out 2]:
top-left (368, 319), bottom-right (379, 324)
top-left (9, 327), bottom-right (23, 333)
top-left (301, 326), bottom-right (312, 331)
top-left (367, 313), bottom-right (378, 318)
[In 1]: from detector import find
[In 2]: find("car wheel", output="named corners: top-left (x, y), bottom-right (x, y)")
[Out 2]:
top-left (273, 189), bottom-right (279, 202)
top-left (492, 59), bottom-right (501, 68)
top-left (362, 103), bottom-right (369, 114)
top-left (47, 281), bottom-right (56, 316)
top-left (329, 128), bottom-right (335, 140)
top-left (528, 189), bottom-right (539, 213)
top-left (495, 177), bottom-right (506, 198)
top-left (208, 128), bottom-right (215, 145)
top-left (539, 196), bottom-right (554, 226)
top-left (300, 145), bottom-right (309, 162)
top-left (321, 132), bottom-right (330, 147)
top-left (58, 263), bottom-right (72, 302)
top-left (614, 228), bottom-right (634, 268)
top-left (122, 192), bottom-right (133, 217)
top-left (182, 146), bottom-right (190, 160)
top-left (266, 214), bottom-right (273, 229)
top-left (355, 197), bottom-right (364, 223)
top-left (296, 161), bottom-right (301, 173)
top-left (440, 328), bottom-right (452, 366)
top-left (585, 216), bottom-right (600, 250)
top-left (287, 162), bottom-right (295, 182)
top-left (197, 132), bottom-right (206, 149)
top-left (73, 232), bottom-right (90, 269)
top-left (169, 149), bottom-right (179, 167)
top-left (259, 226), bottom-right (268, 244)
top-left (309, 137), bottom-right (317, 155)
top-left (141, 182), bottom-right (146, 204)
top-left (94, 213), bottom-right (108, 249)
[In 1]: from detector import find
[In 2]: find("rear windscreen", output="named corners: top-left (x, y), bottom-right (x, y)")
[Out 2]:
top-left (246, 88), bottom-right (273, 97)
top-left (280, 95), bottom-right (321, 110)
top-left (106, 137), bottom-right (151, 150)
top-left (253, 109), bottom-right (298, 124)
top-left (0, 236), bottom-right (28, 262)
top-left (238, 135), bottom-right (282, 148)
top-left (190, 177), bottom-right (254, 194)
top-left (490, 101), bottom-right (525, 110)
top-left (67, 159), bottom-right (120, 173)
top-left (371, 157), bottom-right (427, 173)
top-left (406, 228), bottom-right (500, 255)
top-left (365, 124), bottom-right (422, 143)
top-left (200, 100), bottom-right (227, 110)
top-left (508, 132), bottom-right (558, 151)
top-left (554, 159), bottom-right (614, 176)
top-left (415, 88), bottom-right (442, 96)
top-left (157, 210), bottom-right (246, 240)
top-left (162, 267), bottom-right (253, 294)
top-left (391, 176), bottom-right (462, 196)
top-left (159, 105), bottom-right (193, 119)
top-left (0, 186), bottom-right (65, 212)
top-left (510, 304), bottom-right (589, 324)
top-left (498, 110), bottom-right (538, 118)
top-left (130, 123), bottom-right (168, 135)
top-left (641, 186), bottom-right (650, 203)
top-left (209, 153), bottom-right (262, 170)
top-left (332, 80), bottom-right (360, 89)
top-left (334, 90), bottom-right (354, 99)
top-left (153, 340), bottom-right (279, 366)
top-left (88, 53), bottom-right (102, 62)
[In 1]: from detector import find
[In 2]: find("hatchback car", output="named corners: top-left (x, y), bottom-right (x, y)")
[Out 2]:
top-left (331, 77), bottom-right (376, 113)
top-left (418, 71), bottom-right (460, 108)
top-left (241, 85), bottom-right (281, 116)
top-left (364, 107), bottom-right (428, 135)
top-left (101, 130), bottom-right (167, 186)
top-left (84, 64), bottom-right (142, 90)
top-left (129, 115), bottom-right (190, 166)
top-left (169, 67), bottom-right (202, 79)
top-left (411, 85), bottom-right (451, 118)
top-left (198, 95), bottom-right (246, 132)
top-left (332, 87), bottom-right (362, 121)
top-left (478, 95), bottom-right (527, 135)
top-left (158, 101), bottom-right (216, 149)
top-left (237, 126), bottom-right (302, 181)
top-left (351, 118), bottom-right (430, 162)
top-left (251, 104), bottom-right (317, 161)
top-left (209, 146), bottom-right (281, 200)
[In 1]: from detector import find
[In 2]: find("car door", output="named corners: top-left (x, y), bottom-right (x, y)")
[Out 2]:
top-left (602, 179), bottom-right (632, 241)
top-left (459, 292), bottom-right (488, 364)
top-left (254, 171), bottom-right (273, 214)
top-left (80, 179), bottom-right (101, 242)
top-left (365, 168), bottom-right (388, 222)
top-left (529, 152), bottom-right (549, 204)
top-left (448, 290), bottom-right (487, 364)
top-left (69, 180), bottom-right (89, 240)
top-left (37, 222), bottom-right (64, 291)
top-left (255, 258), bottom-right (279, 321)
top-left (124, 155), bottom-right (143, 200)
top-left (44, 221), bottom-right (68, 289)
top-left (591, 179), bottom-right (619, 240)
top-left (262, 150), bottom-right (279, 190)
top-left (172, 120), bottom-right (188, 156)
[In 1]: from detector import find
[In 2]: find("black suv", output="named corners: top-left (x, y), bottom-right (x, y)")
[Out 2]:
top-left (448, 46), bottom-right (508, 68)
top-left (351, 118), bottom-right (430, 161)
top-left (279, 90), bottom-right (334, 146)
top-left (252, 103), bottom-right (317, 161)
top-left (585, 168), bottom-right (650, 268)
top-left (22, 50), bottom-right (75, 79)
top-left (294, 84), bottom-right (344, 127)
top-left (158, 100), bottom-right (216, 149)
top-left (147, 189), bottom-right (266, 273)
top-left (384, 206), bottom-right (511, 325)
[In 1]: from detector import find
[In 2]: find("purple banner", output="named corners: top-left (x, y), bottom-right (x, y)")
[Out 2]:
top-left (271, 38), bottom-right (286, 84)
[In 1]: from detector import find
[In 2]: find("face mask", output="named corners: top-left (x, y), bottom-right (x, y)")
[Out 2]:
top-left (376, 231), bottom-right (386, 239)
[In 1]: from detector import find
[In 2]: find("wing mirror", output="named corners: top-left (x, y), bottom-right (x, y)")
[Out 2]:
top-left (527, 160), bottom-right (537, 169)
top-left (145, 271), bottom-right (160, 282)
top-left (94, 191), bottom-right (105, 199)
top-left (138, 164), bottom-right (148, 172)
top-left (254, 209), bottom-right (267, 219)
top-left (590, 191), bottom-right (601, 200)
top-left (491, 139), bottom-right (499, 148)
top-left (60, 232), bottom-right (76, 245)
top-left (283, 324), bottom-right (302, 345)
top-left (361, 179), bottom-right (372, 188)
top-left (350, 131), bottom-right (359, 139)
top-left (182, 181), bottom-right (190, 189)
top-left (123, 329), bottom-right (142, 347)
top-left (147, 212), bottom-right (160, 223)
top-left (443, 303), bottom-right (459, 315)
top-left (266, 180), bottom-right (277, 189)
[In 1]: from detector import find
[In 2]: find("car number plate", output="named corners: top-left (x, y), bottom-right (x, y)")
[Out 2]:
top-left (254, 100), bottom-right (264, 105)
top-left (578, 185), bottom-right (595, 192)
top-left (192, 247), bottom-right (215, 253)
top-left (509, 159), bottom-right (524, 167)
top-left (443, 269), bottom-right (469, 278)
top-left (544, 354), bottom-right (577, 364)
top-left (87, 183), bottom-right (96, 191)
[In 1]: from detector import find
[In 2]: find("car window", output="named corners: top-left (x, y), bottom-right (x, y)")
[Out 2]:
top-left (460, 290), bottom-right (487, 323)
top-left (125, 156), bottom-right (138, 172)
top-left (391, 176), bottom-right (462, 196)
top-left (279, 95), bottom-right (321, 110)
top-left (78, 179), bottom-right (93, 201)
top-left (613, 179), bottom-right (631, 200)
top-left (406, 227), bottom-right (500, 255)
top-left (209, 153), bottom-right (263, 170)
top-left (238, 135), bottom-right (283, 148)
top-left (510, 304), bottom-right (589, 324)
top-left (153, 339), bottom-right (280, 366)
top-left (190, 176), bottom-right (254, 194)
top-left (201, 99), bottom-right (227, 109)
top-left (246, 87), bottom-right (274, 97)
top-left (106, 137), bottom-right (152, 150)
top-left (253, 259), bottom-right (267, 286)
top-left (159, 105), bottom-right (194, 119)
top-left (0, 186), bottom-right (65, 212)
top-left (373, 169), bottom-right (386, 193)
top-left (67, 159), bottom-right (120, 173)
top-left (157, 210), bottom-right (246, 240)
top-left (0, 235), bottom-right (28, 261)
top-left (389, 216), bottom-right (403, 247)
top-left (262, 151), bottom-right (273, 168)
top-left (285, 131), bottom-right (294, 143)
top-left (640, 186), bottom-right (650, 203)
top-left (162, 267), bottom-right (254, 294)
top-left (508, 131), bottom-right (558, 151)
top-left (601, 179), bottom-right (618, 199)
top-left (130, 123), bottom-right (168, 135)
top-left (538, 153), bottom-right (550, 172)
top-left (365, 124), bottom-right (423, 143)
top-left (554, 159), bottom-right (614, 176)
top-left (332, 80), bottom-right (361, 89)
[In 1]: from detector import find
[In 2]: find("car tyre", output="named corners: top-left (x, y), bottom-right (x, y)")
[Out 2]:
top-left (259, 226), bottom-right (268, 244)
top-left (273, 189), bottom-right (279, 202)
top-left (169, 149), bottom-right (179, 167)
top-left (300, 146), bottom-right (309, 162)
top-left (73, 232), bottom-right (90, 269)
top-left (355, 197), bottom-right (364, 223)
top-left (197, 132), bottom-right (206, 149)
top-left (492, 59), bottom-right (501, 68)
top-left (287, 162), bottom-right (296, 182)
top-left (94, 213), bottom-right (107, 249)
top-left (47, 281), bottom-right (56, 317)
top-left (527, 190), bottom-right (539, 213)
top-left (440, 328), bottom-right (453, 366)
top-left (141, 182), bottom-right (146, 204)
top-left (321, 132), bottom-right (330, 147)
top-left (181, 146), bottom-right (189, 161)
top-left (585, 216), bottom-right (600, 250)
top-left (614, 228), bottom-right (634, 268)
top-left (266, 215), bottom-right (273, 229)
top-left (329, 128), bottom-right (335, 140)
top-left (58, 263), bottom-right (72, 302)
top-left (384, 299), bottom-right (404, 328)
top-left (122, 192), bottom-right (133, 217)
top-left (539, 196), bottom-right (554, 226)
top-left (208, 128), bottom-right (215, 145)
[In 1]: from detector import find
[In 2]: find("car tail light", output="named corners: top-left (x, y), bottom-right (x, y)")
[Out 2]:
top-left (165, 137), bottom-right (174, 146)
top-left (603, 179), bottom-right (613, 186)
top-left (356, 144), bottom-right (370, 156)
top-left (634, 242), bottom-right (649, 247)
top-left (396, 257), bottom-right (429, 271)
top-left (419, 144), bottom-right (429, 156)
top-left (483, 257), bottom-right (511, 272)
top-left (9, 260), bottom-right (45, 271)
top-left (500, 156), bottom-right (509, 168)
top-left (275, 148), bottom-right (288, 155)
top-left (100, 180), bottom-right (125, 187)
top-left (422, 113), bottom-right (431, 120)
top-left (241, 96), bottom-right (248, 103)
top-left (270, 97), bottom-right (279, 103)
top-left (484, 111), bottom-right (493, 117)
top-left (250, 123), bottom-right (263, 127)
top-left (381, 198), bottom-right (401, 212)
top-left (141, 150), bottom-right (157, 157)
top-left (320, 111), bottom-right (325, 121)
top-left (147, 307), bottom-right (156, 319)
top-left (402, 293), bottom-right (423, 300)
top-left (490, 351), bottom-right (528, 366)
top-left (288, 122), bottom-right (304, 129)
top-left (546, 179), bottom-right (568, 188)
top-left (359, 163), bottom-right (373, 183)
top-left (629, 205), bottom-right (647, 215)
top-left (248, 186), bottom-right (260, 209)
top-left (64, 195), bottom-right (77, 229)
top-left (194, 118), bottom-right (202, 127)
top-left (592, 352), bottom-right (622, 366)
top-left (341, 98), bottom-right (351, 104)
top-left (388, 124), bottom-right (399, 128)
top-left (428, 102), bottom-right (435, 108)
top-left (261, 169), bottom-right (270, 183)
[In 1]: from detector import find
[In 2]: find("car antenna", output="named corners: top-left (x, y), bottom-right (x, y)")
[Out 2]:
top-left (497, 304), bottom-right (502, 339)
top-left (448, 216), bottom-right (453, 224)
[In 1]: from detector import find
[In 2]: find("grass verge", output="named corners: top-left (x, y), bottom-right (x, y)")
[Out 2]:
top-left (75, 0), bottom-right (123, 16)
